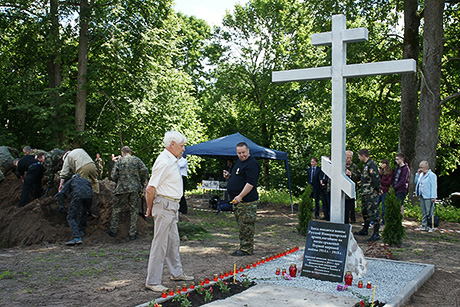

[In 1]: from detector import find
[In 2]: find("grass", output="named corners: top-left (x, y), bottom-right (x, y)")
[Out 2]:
top-left (178, 221), bottom-right (213, 240)
top-left (187, 187), bottom-right (299, 206)
top-left (0, 270), bottom-right (14, 280)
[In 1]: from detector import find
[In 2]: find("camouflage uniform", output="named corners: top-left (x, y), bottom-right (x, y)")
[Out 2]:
top-left (0, 146), bottom-right (18, 182)
top-left (109, 154), bottom-right (148, 236)
top-left (360, 158), bottom-right (381, 224)
top-left (44, 148), bottom-right (65, 188)
top-left (233, 200), bottom-right (259, 254)
top-left (95, 157), bottom-right (104, 179)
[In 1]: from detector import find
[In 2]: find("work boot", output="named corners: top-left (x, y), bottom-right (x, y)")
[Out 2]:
top-left (367, 223), bottom-right (381, 243)
top-left (354, 222), bottom-right (369, 236)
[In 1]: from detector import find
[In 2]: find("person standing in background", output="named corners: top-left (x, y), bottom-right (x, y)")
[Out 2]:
top-left (95, 153), bottom-right (105, 180)
top-left (378, 159), bottom-right (393, 226)
top-left (107, 146), bottom-right (148, 240)
top-left (178, 157), bottom-right (188, 214)
top-left (345, 150), bottom-right (360, 224)
top-left (307, 157), bottom-right (322, 219)
top-left (355, 149), bottom-right (381, 242)
top-left (393, 153), bottom-right (410, 216)
top-left (415, 161), bottom-right (437, 231)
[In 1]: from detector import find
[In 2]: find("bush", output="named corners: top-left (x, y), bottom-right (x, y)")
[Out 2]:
top-left (297, 185), bottom-right (313, 236)
top-left (382, 189), bottom-right (405, 246)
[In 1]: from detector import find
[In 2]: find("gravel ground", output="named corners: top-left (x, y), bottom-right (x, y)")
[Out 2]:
top-left (235, 249), bottom-right (429, 303)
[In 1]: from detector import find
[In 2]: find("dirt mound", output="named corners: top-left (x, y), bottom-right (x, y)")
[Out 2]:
top-left (0, 173), bottom-right (153, 247)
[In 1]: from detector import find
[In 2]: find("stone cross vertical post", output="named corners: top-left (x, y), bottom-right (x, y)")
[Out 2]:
top-left (272, 14), bottom-right (416, 223)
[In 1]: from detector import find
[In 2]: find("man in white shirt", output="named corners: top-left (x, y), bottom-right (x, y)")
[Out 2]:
top-left (144, 131), bottom-right (194, 292)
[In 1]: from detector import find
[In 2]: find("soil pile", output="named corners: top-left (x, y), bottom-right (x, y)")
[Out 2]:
top-left (0, 173), bottom-right (153, 247)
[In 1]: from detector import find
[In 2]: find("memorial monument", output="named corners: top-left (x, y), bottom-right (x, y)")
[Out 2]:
top-left (272, 14), bottom-right (416, 280)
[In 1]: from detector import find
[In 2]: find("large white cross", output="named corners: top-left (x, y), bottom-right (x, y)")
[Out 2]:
top-left (272, 14), bottom-right (416, 223)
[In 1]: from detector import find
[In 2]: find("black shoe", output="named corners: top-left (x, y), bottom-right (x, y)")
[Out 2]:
top-left (230, 250), bottom-right (249, 256)
top-left (367, 232), bottom-right (380, 243)
top-left (129, 235), bottom-right (137, 240)
top-left (106, 230), bottom-right (117, 237)
top-left (354, 228), bottom-right (368, 236)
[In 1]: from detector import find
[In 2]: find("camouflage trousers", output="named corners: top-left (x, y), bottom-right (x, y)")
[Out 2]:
top-left (361, 192), bottom-right (380, 224)
top-left (110, 192), bottom-right (140, 236)
top-left (234, 200), bottom-right (259, 255)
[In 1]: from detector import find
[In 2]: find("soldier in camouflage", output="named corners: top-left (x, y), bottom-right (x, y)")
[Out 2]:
top-left (0, 146), bottom-right (19, 183)
top-left (355, 148), bottom-right (381, 242)
top-left (43, 148), bottom-right (65, 189)
top-left (107, 146), bottom-right (148, 240)
top-left (95, 153), bottom-right (104, 179)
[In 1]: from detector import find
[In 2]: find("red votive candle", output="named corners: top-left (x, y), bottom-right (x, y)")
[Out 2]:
top-left (344, 271), bottom-right (353, 286)
top-left (261, 257), bottom-right (265, 263)
top-left (213, 274), bottom-right (218, 282)
top-left (205, 277), bottom-right (210, 284)
top-left (224, 272), bottom-right (229, 277)
top-left (289, 264), bottom-right (297, 278)
top-left (182, 284), bottom-right (187, 292)
top-left (275, 268), bottom-right (280, 275)
top-left (239, 267), bottom-right (244, 272)
top-left (190, 282), bottom-right (195, 289)
top-left (358, 280), bottom-right (363, 288)
top-left (367, 282), bottom-right (372, 289)
top-left (219, 273), bottom-right (224, 279)
top-left (162, 290), bottom-right (167, 298)
top-left (168, 289), bottom-right (174, 296)
top-left (246, 264), bottom-right (251, 269)
top-left (282, 268), bottom-right (286, 275)
top-left (176, 286), bottom-right (181, 294)
top-left (199, 279), bottom-right (204, 286)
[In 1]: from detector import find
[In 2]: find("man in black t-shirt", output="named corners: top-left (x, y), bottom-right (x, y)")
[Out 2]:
top-left (223, 142), bottom-right (260, 256)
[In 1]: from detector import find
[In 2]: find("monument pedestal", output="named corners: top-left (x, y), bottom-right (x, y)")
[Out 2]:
top-left (345, 230), bottom-right (368, 279)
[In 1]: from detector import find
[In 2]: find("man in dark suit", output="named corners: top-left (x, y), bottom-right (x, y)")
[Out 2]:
top-left (307, 157), bottom-right (322, 219)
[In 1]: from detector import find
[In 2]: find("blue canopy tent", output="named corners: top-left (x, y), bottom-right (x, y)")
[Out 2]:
top-left (183, 132), bottom-right (294, 213)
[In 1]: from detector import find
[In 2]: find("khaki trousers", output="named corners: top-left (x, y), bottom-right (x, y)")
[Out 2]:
top-left (77, 162), bottom-right (100, 194)
top-left (146, 196), bottom-right (183, 285)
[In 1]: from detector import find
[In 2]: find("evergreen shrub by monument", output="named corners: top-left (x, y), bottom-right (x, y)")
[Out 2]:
top-left (297, 185), bottom-right (313, 236)
top-left (382, 189), bottom-right (406, 246)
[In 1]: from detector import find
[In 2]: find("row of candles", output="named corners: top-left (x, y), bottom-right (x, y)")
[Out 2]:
top-left (160, 246), bottom-right (300, 298)
top-left (344, 271), bottom-right (374, 288)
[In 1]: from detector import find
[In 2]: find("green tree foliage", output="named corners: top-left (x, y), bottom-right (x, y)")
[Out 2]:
top-left (382, 189), bottom-right (405, 246)
top-left (0, 0), bottom-right (205, 167)
top-left (297, 184), bottom-right (313, 236)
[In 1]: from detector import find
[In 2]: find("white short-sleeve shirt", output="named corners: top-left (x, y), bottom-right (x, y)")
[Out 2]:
top-left (148, 149), bottom-right (183, 199)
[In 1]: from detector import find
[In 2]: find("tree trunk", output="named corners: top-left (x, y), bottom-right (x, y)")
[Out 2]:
top-left (75, 0), bottom-right (90, 133)
top-left (413, 0), bottom-right (444, 172)
top-left (47, 0), bottom-right (63, 142)
top-left (401, 0), bottom-right (421, 203)
top-left (399, 0), bottom-right (421, 166)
